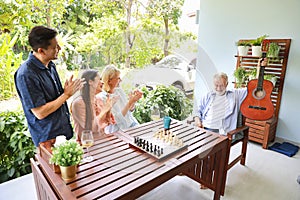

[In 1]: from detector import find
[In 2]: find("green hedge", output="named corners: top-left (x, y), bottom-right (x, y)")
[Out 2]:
top-left (0, 111), bottom-right (35, 183)
top-left (133, 85), bottom-right (193, 123)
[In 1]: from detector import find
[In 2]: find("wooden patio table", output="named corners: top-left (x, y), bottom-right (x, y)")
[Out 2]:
top-left (31, 119), bottom-right (229, 200)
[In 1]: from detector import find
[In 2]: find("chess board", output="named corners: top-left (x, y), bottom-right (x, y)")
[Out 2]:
top-left (129, 129), bottom-right (188, 161)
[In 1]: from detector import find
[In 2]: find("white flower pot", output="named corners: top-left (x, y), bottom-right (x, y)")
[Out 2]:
top-left (270, 76), bottom-right (277, 86)
top-left (237, 46), bottom-right (250, 56)
top-left (252, 46), bottom-right (262, 57)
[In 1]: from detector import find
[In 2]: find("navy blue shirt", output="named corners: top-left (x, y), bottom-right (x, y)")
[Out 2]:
top-left (14, 53), bottom-right (73, 146)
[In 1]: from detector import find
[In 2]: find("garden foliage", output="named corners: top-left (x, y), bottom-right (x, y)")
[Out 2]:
top-left (0, 111), bottom-right (35, 183)
top-left (133, 85), bottom-right (193, 123)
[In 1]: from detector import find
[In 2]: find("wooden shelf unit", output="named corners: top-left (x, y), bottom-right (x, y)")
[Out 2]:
top-left (235, 39), bottom-right (291, 148)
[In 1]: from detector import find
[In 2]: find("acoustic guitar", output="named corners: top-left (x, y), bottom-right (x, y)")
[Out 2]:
top-left (240, 43), bottom-right (275, 120)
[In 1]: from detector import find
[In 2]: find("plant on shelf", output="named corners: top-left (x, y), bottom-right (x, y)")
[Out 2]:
top-left (236, 41), bottom-right (251, 47)
top-left (251, 34), bottom-right (269, 46)
top-left (236, 41), bottom-right (251, 56)
top-left (267, 43), bottom-right (281, 60)
top-left (264, 74), bottom-right (277, 86)
top-left (246, 69), bottom-right (277, 86)
top-left (251, 34), bottom-right (269, 57)
top-left (247, 68), bottom-right (257, 80)
top-left (233, 67), bottom-right (247, 88)
top-left (50, 140), bottom-right (83, 180)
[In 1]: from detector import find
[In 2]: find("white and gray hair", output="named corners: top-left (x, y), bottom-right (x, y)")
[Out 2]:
top-left (214, 72), bottom-right (228, 85)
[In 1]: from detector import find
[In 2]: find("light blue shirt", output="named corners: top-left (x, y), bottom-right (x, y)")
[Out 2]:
top-left (197, 88), bottom-right (247, 133)
top-left (98, 87), bottom-right (139, 133)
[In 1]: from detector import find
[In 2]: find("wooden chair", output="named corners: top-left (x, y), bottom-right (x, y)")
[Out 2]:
top-left (185, 114), bottom-right (249, 195)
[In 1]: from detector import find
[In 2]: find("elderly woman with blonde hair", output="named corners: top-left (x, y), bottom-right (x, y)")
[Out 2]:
top-left (96, 65), bottom-right (143, 133)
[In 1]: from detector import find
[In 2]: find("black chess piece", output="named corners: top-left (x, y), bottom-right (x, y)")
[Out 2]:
top-left (146, 141), bottom-right (149, 151)
top-left (142, 140), bottom-right (146, 149)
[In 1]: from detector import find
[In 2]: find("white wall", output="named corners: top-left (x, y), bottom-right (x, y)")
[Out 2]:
top-left (196, 0), bottom-right (300, 143)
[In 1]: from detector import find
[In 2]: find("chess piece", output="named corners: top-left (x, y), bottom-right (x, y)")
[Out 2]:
top-left (157, 151), bottom-right (160, 157)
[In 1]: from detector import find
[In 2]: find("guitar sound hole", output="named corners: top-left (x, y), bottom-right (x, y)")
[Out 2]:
top-left (253, 89), bottom-right (266, 100)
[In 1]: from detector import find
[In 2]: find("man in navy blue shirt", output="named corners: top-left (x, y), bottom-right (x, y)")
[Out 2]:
top-left (14, 26), bottom-right (84, 146)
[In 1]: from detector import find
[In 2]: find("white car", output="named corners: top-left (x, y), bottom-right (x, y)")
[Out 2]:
top-left (122, 55), bottom-right (196, 96)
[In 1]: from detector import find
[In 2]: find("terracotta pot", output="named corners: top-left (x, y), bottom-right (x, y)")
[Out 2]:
top-left (59, 165), bottom-right (77, 181)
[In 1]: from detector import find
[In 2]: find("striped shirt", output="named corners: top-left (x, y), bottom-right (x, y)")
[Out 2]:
top-left (197, 89), bottom-right (247, 134)
top-left (203, 94), bottom-right (229, 129)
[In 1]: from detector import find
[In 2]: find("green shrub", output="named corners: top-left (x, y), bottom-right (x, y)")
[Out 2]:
top-left (133, 85), bottom-right (193, 123)
top-left (0, 111), bottom-right (35, 183)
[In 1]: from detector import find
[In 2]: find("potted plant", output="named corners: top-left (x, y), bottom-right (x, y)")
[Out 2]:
top-left (233, 67), bottom-right (247, 88)
top-left (267, 42), bottom-right (281, 60)
top-left (246, 69), bottom-right (277, 87)
top-left (264, 74), bottom-right (277, 86)
top-left (251, 34), bottom-right (268, 57)
top-left (236, 41), bottom-right (251, 56)
top-left (50, 140), bottom-right (84, 181)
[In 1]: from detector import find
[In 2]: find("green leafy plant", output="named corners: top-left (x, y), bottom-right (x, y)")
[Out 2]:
top-left (264, 74), bottom-right (277, 86)
top-left (133, 85), bottom-right (193, 123)
top-left (251, 34), bottom-right (268, 46)
top-left (245, 68), bottom-right (257, 80)
top-left (267, 43), bottom-right (280, 59)
top-left (50, 140), bottom-right (83, 167)
top-left (0, 33), bottom-right (23, 100)
top-left (0, 111), bottom-right (35, 183)
top-left (236, 41), bottom-right (251, 46)
top-left (246, 69), bottom-right (276, 85)
top-left (233, 67), bottom-right (247, 88)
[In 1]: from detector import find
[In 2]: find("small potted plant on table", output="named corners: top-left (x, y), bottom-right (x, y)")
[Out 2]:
top-left (50, 140), bottom-right (83, 181)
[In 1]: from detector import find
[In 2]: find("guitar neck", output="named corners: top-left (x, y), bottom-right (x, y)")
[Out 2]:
top-left (257, 65), bottom-right (265, 91)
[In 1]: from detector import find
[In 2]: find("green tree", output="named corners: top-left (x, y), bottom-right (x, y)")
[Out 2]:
top-left (0, 0), bottom-right (195, 100)
top-left (147, 0), bottom-right (185, 56)
top-left (0, 33), bottom-right (23, 99)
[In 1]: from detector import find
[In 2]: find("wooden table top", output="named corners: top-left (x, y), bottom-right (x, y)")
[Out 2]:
top-left (34, 119), bottom-right (228, 200)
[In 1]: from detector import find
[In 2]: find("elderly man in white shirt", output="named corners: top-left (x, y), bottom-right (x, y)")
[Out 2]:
top-left (194, 72), bottom-right (247, 135)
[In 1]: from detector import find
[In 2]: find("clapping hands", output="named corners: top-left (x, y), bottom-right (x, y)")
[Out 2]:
top-left (129, 89), bottom-right (143, 103)
top-left (64, 75), bottom-right (85, 98)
